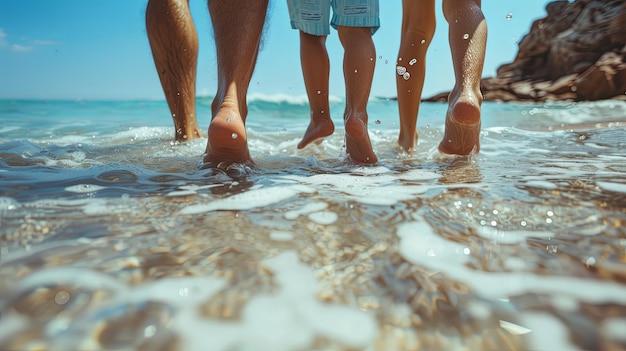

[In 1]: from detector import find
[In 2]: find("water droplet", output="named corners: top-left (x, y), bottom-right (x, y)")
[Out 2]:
top-left (172, 113), bottom-right (176, 117)
top-left (354, 69), bottom-right (358, 74)
top-left (463, 34), bottom-right (470, 40)
top-left (231, 133), bottom-right (238, 139)
top-left (317, 90), bottom-right (321, 95)
top-left (378, 55), bottom-right (382, 59)
top-left (409, 58), bottom-right (417, 66)
top-left (490, 220), bottom-right (497, 227)
top-left (463, 248), bottom-right (470, 255)
top-left (586, 257), bottom-right (596, 266)
top-left (375, 120), bottom-right (381, 124)
top-left (225, 118), bottom-right (231, 123)
top-left (321, 110), bottom-right (325, 114)
top-left (492, 209), bottom-right (499, 215)
top-left (55, 291), bottom-right (70, 305)
top-left (520, 220), bottom-right (527, 227)
top-left (396, 65), bottom-right (407, 75)
top-left (547, 245), bottom-right (558, 254)
top-left (177, 92), bottom-right (181, 96)
top-left (403, 72), bottom-right (410, 80)
top-left (506, 13), bottom-right (513, 20)
top-left (420, 39), bottom-right (426, 44)
top-left (547, 210), bottom-right (554, 217)
top-left (546, 218), bottom-right (553, 224)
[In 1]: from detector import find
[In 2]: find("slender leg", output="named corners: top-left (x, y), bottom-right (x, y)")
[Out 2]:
top-left (337, 26), bottom-right (377, 164)
top-left (297, 32), bottom-right (335, 150)
top-left (396, 0), bottom-right (436, 155)
top-left (439, 0), bottom-right (487, 155)
top-left (146, 0), bottom-right (201, 142)
top-left (203, 0), bottom-right (269, 166)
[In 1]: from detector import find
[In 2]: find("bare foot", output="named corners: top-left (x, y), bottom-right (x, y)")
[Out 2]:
top-left (203, 106), bottom-right (254, 166)
top-left (398, 129), bottom-right (418, 155)
top-left (344, 112), bottom-right (377, 164)
top-left (297, 116), bottom-right (335, 149)
top-left (439, 93), bottom-right (482, 156)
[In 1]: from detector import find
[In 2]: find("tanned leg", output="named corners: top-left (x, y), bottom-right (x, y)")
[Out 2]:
top-left (146, 0), bottom-right (201, 142)
top-left (202, 0), bottom-right (269, 166)
top-left (297, 32), bottom-right (335, 149)
top-left (439, 0), bottom-right (487, 155)
top-left (337, 26), bottom-right (378, 164)
top-left (396, 0), bottom-right (436, 155)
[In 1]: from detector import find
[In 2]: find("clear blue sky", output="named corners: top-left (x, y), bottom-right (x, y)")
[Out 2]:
top-left (0, 0), bottom-right (551, 100)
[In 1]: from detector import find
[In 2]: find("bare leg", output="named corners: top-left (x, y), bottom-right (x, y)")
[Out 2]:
top-left (146, 0), bottom-right (202, 142)
top-left (439, 0), bottom-right (487, 155)
top-left (203, 0), bottom-right (269, 166)
top-left (396, 0), bottom-right (436, 155)
top-left (338, 26), bottom-right (377, 164)
top-left (297, 32), bottom-right (335, 149)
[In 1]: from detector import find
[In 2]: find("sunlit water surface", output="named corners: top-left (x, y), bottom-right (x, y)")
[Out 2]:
top-left (1, 97), bottom-right (625, 350)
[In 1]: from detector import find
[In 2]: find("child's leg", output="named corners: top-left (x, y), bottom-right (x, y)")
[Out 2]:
top-left (337, 26), bottom-right (377, 164)
top-left (439, 0), bottom-right (487, 155)
top-left (396, 0), bottom-right (436, 155)
top-left (297, 31), bottom-right (335, 149)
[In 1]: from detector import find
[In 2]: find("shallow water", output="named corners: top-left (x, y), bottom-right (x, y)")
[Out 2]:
top-left (1, 97), bottom-right (625, 350)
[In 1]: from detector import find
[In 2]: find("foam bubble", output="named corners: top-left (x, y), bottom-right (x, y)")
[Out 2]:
top-left (308, 211), bottom-right (338, 225)
top-left (269, 231), bottom-right (294, 241)
top-left (65, 184), bottom-right (107, 193)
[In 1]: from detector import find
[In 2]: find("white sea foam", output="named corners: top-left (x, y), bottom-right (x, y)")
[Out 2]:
top-left (269, 231), bottom-right (294, 241)
top-left (397, 217), bottom-right (626, 304)
top-left (523, 180), bottom-right (558, 189)
top-left (155, 251), bottom-right (377, 351)
top-left (308, 211), bottom-right (338, 225)
top-left (284, 202), bottom-right (328, 220)
top-left (281, 171), bottom-right (433, 205)
top-left (180, 185), bottom-right (314, 215)
top-left (602, 318), bottom-right (626, 343)
top-left (518, 312), bottom-right (577, 351)
top-left (247, 93), bottom-right (343, 106)
top-left (475, 226), bottom-right (553, 244)
top-left (597, 181), bottom-right (626, 193)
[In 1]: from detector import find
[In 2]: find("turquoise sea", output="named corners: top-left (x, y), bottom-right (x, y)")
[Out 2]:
top-left (1, 96), bottom-right (626, 350)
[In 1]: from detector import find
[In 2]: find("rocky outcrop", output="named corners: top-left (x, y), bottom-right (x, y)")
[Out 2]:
top-left (426, 0), bottom-right (626, 102)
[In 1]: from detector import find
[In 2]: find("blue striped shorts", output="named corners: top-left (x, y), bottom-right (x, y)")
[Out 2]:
top-left (287, 0), bottom-right (380, 36)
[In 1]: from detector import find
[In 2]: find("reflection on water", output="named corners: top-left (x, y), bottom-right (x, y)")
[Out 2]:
top-left (0, 100), bottom-right (625, 350)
